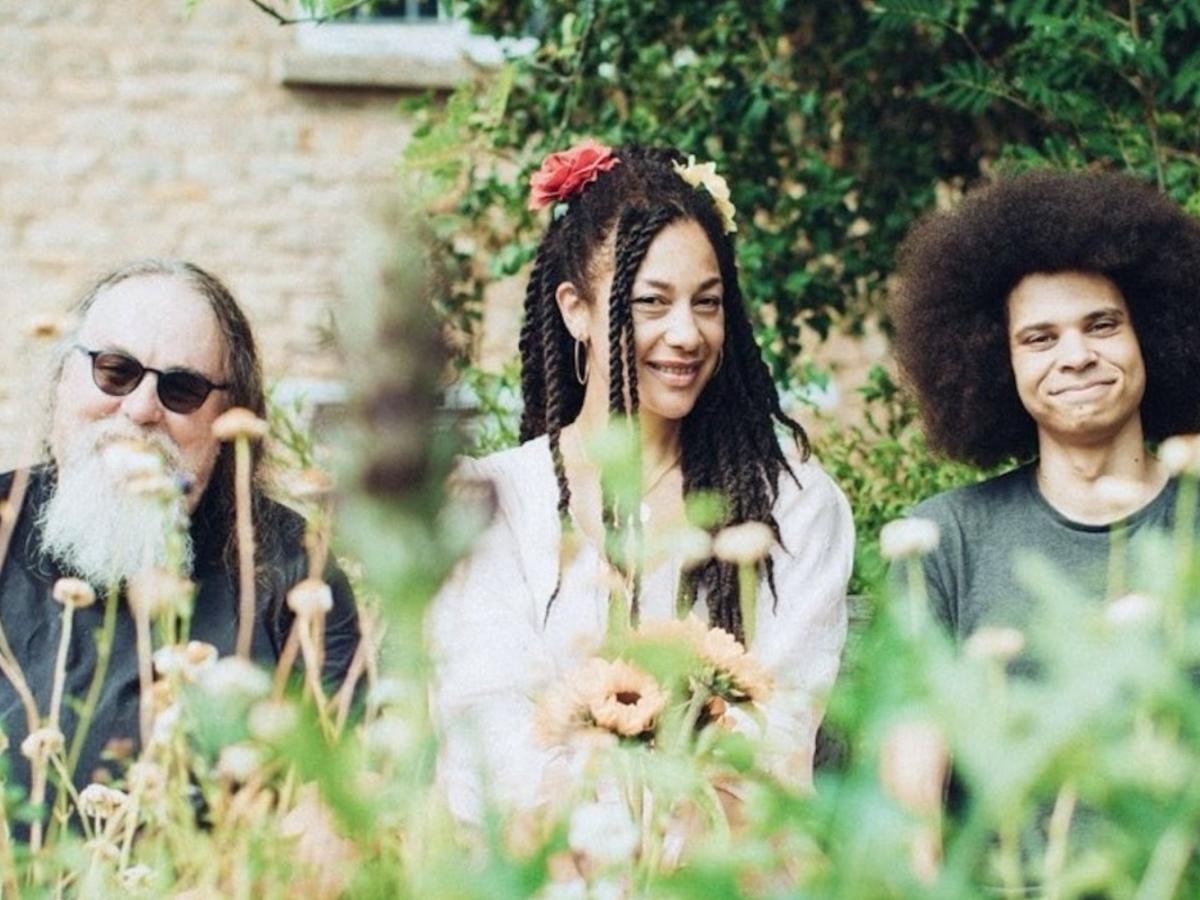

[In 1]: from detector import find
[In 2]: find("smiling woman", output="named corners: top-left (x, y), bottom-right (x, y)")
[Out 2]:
top-left (428, 143), bottom-right (854, 823)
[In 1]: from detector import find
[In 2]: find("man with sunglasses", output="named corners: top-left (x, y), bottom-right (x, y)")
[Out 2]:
top-left (0, 259), bottom-right (358, 799)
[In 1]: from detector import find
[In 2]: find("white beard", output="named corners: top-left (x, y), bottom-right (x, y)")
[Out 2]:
top-left (39, 420), bottom-right (195, 588)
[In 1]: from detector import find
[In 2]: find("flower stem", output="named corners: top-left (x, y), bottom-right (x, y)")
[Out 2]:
top-left (233, 436), bottom-right (257, 659)
top-left (67, 582), bottom-right (119, 777)
top-left (48, 606), bottom-right (75, 733)
top-left (1042, 780), bottom-right (1077, 900)
top-left (134, 603), bottom-right (154, 749)
top-left (737, 563), bottom-right (756, 647)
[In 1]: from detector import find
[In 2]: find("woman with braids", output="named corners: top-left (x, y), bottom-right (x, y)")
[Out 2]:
top-left (891, 169), bottom-right (1200, 642)
top-left (429, 141), bottom-right (853, 823)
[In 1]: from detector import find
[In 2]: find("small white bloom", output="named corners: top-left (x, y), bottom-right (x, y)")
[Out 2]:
top-left (1159, 435), bottom-right (1200, 477)
top-left (712, 521), bottom-right (774, 565)
top-left (199, 657), bottom-right (271, 703)
top-left (878, 718), bottom-right (949, 818)
top-left (21, 727), bottom-right (64, 762)
top-left (364, 715), bottom-right (414, 760)
top-left (52, 577), bottom-right (96, 609)
top-left (365, 677), bottom-right (406, 710)
top-left (118, 864), bottom-right (154, 890)
top-left (1093, 476), bottom-right (1146, 515)
top-left (671, 46), bottom-right (698, 68)
top-left (846, 216), bottom-right (872, 238)
top-left (248, 700), bottom-right (299, 743)
top-left (963, 626), bottom-right (1025, 663)
top-left (217, 743), bottom-right (263, 783)
top-left (211, 407), bottom-right (269, 442)
top-left (879, 517), bottom-right (940, 560)
top-left (567, 800), bottom-right (639, 867)
top-left (1104, 592), bottom-right (1160, 628)
top-left (78, 783), bottom-right (129, 819)
top-left (286, 578), bottom-right (334, 620)
top-left (128, 567), bottom-right (194, 619)
top-left (149, 703), bottom-right (182, 748)
top-left (127, 761), bottom-right (165, 798)
top-left (675, 525), bottom-right (714, 569)
top-left (101, 441), bottom-right (163, 482)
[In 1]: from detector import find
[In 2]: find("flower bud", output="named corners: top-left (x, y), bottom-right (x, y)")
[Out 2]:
top-left (1159, 435), bottom-right (1200, 477)
top-left (216, 743), bottom-right (263, 783)
top-left (712, 521), bottom-right (774, 565)
top-left (963, 626), bottom-right (1025, 663)
top-left (879, 718), bottom-right (948, 818)
top-left (248, 700), bottom-right (299, 743)
top-left (199, 657), bottom-right (271, 703)
top-left (879, 517), bottom-right (940, 560)
top-left (52, 577), bottom-right (96, 609)
top-left (212, 407), bottom-right (269, 442)
top-left (78, 783), bottom-right (129, 819)
top-left (286, 578), bottom-right (334, 620)
top-left (21, 727), bottom-right (65, 762)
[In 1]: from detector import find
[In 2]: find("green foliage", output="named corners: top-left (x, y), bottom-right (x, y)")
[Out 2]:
top-left (814, 366), bottom-right (1004, 596)
top-left (400, 0), bottom-right (1200, 390)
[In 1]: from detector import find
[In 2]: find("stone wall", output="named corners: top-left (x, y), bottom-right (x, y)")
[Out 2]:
top-left (0, 0), bottom-right (414, 467)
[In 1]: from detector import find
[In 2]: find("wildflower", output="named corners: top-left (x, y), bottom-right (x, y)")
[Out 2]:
top-left (211, 407), bottom-right (269, 442)
top-left (712, 521), bottom-right (774, 565)
top-left (118, 865), bottom-right (155, 890)
top-left (879, 517), bottom-right (940, 560)
top-left (365, 677), bottom-right (405, 710)
top-left (963, 626), bottom-right (1025, 663)
top-left (698, 627), bottom-right (773, 702)
top-left (84, 837), bottom-right (122, 864)
top-left (21, 727), bottom-right (64, 762)
top-left (846, 217), bottom-right (873, 238)
top-left (567, 800), bottom-right (639, 866)
top-left (199, 656), bottom-right (271, 703)
top-left (148, 703), bottom-right (182, 748)
top-left (363, 715), bottom-right (414, 759)
top-left (101, 440), bottom-right (163, 482)
top-left (1093, 475), bottom-right (1146, 515)
top-left (672, 155), bottom-right (738, 233)
top-left (1159, 434), bottom-right (1200, 477)
top-left (217, 743), bottom-right (263, 783)
top-left (1104, 592), bottom-right (1160, 628)
top-left (126, 761), bottom-right (166, 799)
top-left (52, 576), bottom-right (96, 609)
top-left (878, 718), bottom-right (949, 818)
top-left (78, 783), bottom-right (129, 819)
top-left (153, 640), bottom-right (217, 681)
top-left (675, 525), bottom-right (714, 569)
top-left (584, 659), bottom-right (668, 738)
top-left (128, 567), bottom-right (193, 619)
top-left (286, 578), bottom-right (333, 620)
top-left (281, 467), bottom-right (335, 501)
top-left (248, 700), bottom-right (299, 743)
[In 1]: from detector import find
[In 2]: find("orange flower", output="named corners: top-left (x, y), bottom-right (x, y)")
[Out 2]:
top-left (527, 139), bottom-right (621, 210)
top-left (535, 658), bottom-right (667, 744)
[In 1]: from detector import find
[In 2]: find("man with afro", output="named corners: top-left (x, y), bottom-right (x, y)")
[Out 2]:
top-left (891, 169), bottom-right (1200, 639)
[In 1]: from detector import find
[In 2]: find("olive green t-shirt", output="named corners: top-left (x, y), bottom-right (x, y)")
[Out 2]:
top-left (908, 464), bottom-right (1188, 641)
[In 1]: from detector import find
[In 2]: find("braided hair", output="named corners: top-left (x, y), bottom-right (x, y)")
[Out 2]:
top-left (519, 145), bottom-right (808, 641)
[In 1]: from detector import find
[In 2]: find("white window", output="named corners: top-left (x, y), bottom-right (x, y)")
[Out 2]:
top-left (279, 2), bottom-right (535, 90)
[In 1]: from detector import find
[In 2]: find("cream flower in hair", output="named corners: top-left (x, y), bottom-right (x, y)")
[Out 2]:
top-left (673, 155), bottom-right (738, 234)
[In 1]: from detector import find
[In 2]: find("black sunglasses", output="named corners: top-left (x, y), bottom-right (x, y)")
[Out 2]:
top-left (77, 345), bottom-right (229, 414)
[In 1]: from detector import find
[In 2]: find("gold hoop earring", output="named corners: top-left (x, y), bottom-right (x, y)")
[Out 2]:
top-left (574, 338), bottom-right (589, 385)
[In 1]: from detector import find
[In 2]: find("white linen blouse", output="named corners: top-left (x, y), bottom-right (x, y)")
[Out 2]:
top-left (428, 434), bottom-right (854, 823)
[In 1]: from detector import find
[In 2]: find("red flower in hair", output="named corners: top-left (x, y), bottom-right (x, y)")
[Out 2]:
top-left (527, 139), bottom-right (621, 211)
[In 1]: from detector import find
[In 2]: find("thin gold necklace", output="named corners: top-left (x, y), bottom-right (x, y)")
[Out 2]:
top-left (571, 427), bottom-right (680, 524)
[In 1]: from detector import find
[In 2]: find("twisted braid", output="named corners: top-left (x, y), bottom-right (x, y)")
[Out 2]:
top-left (518, 145), bottom-right (809, 643)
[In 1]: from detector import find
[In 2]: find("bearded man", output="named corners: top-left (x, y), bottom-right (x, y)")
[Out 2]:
top-left (0, 259), bottom-right (358, 792)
